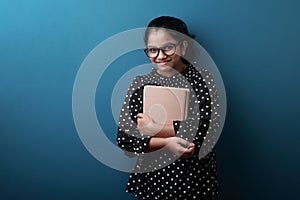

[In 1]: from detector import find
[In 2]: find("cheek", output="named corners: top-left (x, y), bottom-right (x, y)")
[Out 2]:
top-left (171, 54), bottom-right (182, 62)
top-left (149, 58), bottom-right (156, 64)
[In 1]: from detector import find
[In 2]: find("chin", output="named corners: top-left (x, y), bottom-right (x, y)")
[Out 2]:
top-left (156, 65), bottom-right (173, 71)
top-left (157, 66), bottom-right (181, 76)
top-left (155, 61), bottom-right (171, 67)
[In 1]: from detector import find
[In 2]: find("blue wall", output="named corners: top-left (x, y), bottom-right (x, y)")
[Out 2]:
top-left (1, 0), bottom-right (300, 199)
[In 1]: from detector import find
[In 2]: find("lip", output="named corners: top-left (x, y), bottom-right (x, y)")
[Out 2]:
top-left (155, 60), bottom-right (171, 65)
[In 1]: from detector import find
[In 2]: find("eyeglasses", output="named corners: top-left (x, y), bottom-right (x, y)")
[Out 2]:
top-left (144, 42), bottom-right (182, 58)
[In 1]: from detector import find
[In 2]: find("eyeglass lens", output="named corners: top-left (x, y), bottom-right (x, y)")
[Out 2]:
top-left (145, 43), bottom-right (177, 58)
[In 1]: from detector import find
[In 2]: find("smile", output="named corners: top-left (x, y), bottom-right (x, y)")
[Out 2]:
top-left (156, 60), bottom-right (171, 64)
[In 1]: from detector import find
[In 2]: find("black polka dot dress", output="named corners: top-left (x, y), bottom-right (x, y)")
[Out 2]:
top-left (117, 64), bottom-right (219, 200)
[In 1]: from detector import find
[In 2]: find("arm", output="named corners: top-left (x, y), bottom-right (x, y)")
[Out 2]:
top-left (136, 113), bottom-right (195, 158)
top-left (156, 67), bottom-right (213, 157)
top-left (116, 77), bottom-right (152, 155)
top-left (147, 137), bottom-right (195, 158)
top-left (197, 68), bottom-right (221, 157)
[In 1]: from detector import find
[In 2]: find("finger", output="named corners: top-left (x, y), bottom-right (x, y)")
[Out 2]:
top-left (137, 113), bottom-right (143, 118)
top-left (181, 148), bottom-right (195, 159)
top-left (137, 117), bottom-right (142, 126)
top-left (181, 152), bottom-right (193, 159)
top-left (177, 138), bottom-right (192, 148)
top-left (181, 153), bottom-right (193, 159)
top-left (169, 145), bottom-right (186, 156)
top-left (185, 146), bottom-right (194, 154)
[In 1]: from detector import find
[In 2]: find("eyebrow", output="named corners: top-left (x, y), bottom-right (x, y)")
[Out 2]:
top-left (147, 42), bottom-right (178, 48)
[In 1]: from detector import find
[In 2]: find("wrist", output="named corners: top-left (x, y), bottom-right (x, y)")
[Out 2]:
top-left (163, 137), bottom-right (172, 146)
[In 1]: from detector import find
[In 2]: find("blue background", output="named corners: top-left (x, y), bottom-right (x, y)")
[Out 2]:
top-left (1, 0), bottom-right (300, 199)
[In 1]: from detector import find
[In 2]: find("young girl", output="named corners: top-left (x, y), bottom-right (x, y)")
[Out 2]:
top-left (117, 16), bottom-right (219, 200)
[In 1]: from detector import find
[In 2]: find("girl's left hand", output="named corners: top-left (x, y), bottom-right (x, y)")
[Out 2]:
top-left (165, 137), bottom-right (195, 158)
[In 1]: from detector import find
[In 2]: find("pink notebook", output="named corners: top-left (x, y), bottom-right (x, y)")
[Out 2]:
top-left (143, 85), bottom-right (190, 123)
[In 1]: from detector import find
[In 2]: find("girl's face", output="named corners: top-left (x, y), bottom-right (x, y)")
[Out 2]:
top-left (146, 29), bottom-right (188, 76)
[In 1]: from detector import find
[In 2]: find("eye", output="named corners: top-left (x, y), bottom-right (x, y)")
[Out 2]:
top-left (148, 48), bottom-right (158, 53)
top-left (162, 45), bottom-right (175, 51)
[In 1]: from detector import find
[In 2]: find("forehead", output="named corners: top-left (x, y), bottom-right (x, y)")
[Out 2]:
top-left (147, 29), bottom-right (178, 46)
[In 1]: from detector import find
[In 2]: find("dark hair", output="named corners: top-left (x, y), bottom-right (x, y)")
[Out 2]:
top-left (144, 16), bottom-right (196, 64)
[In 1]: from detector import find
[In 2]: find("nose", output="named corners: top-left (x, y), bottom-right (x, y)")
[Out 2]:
top-left (156, 49), bottom-right (167, 60)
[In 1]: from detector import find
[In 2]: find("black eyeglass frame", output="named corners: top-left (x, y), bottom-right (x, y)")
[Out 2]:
top-left (143, 41), bottom-right (183, 58)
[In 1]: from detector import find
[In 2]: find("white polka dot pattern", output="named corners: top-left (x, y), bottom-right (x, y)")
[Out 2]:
top-left (116, 64), bottom-right (219, 199)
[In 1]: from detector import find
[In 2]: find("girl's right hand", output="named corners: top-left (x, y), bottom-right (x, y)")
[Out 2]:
top-left (137, 113), bottom-right (163, 136)
top-left (165, 137), bottom-right (195, 159)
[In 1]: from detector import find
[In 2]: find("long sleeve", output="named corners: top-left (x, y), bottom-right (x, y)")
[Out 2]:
top-left (116, 76), bottom-right (152, 156)
top-left (198, 68), bottom-right (220, 157)
top-left (173, 67), bottom-right (213, 155)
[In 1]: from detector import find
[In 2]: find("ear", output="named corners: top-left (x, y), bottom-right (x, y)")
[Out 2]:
top-left (181, 40), bottom-right (188, 56)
